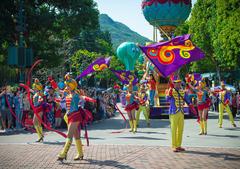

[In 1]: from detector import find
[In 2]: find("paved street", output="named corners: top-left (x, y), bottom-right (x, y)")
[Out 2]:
top-left (0, 144), bottom-right (239, 169)
top-left (0, 104), bottom-right (240, 168)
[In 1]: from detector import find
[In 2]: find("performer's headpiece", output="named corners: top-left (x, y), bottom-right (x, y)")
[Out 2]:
top-left (170, 74), bottom-right (181, 83)
top-left (32, 78), bottom-right (43, 91)
top-left (64, 73), bottom-right (71, 80)
top-left (199, 80), bottom-right (206, 88)
top-left (65, 76), bottom-right (77, 91)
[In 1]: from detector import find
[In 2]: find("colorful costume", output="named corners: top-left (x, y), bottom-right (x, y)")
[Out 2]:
top-left (58, 75), bottom-right (95, 161)
top-left (148, 78), bottom-right (156, 106)
top-left (32, 79), bottom-right (44, 142)
top-left (194, 87), bottom-right (209, 135)
top-left (218, 82), bottom-right (236, 128)
top-left (125, 86), bottom-right (138, 133)
top-left (166, 75), bottom-right (187, 152)
top-left (136, 87), bottom-right (150, 127)
top-left (58, 77), bottom-right (84, 161)
top-left (45, 87), bottom-right (58, 128)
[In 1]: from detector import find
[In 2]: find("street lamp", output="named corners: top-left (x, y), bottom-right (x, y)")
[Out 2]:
top-left (7, 0), bottom-right (33, 83)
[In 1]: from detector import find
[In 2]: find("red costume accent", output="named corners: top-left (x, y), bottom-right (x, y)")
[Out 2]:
top-left (125, 102), bottom-right (139, 112)
top-left (197, 103), bottom-right (208, 111)
top-left (84, 96), bottom-right (96, 103)
top-left (20, 83), bottom-right (67, 138)
top-left (35, 105), bottom-right (43, 114)
top-left (67, 110), bottom-right (83, 124)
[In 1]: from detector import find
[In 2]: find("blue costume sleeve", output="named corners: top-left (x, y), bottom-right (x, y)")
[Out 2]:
top-left (224, 92), bottom-right (231, 102)
top-left (184, 93), bottom-right (190, 104)
top-left (166, 95), bottom-right (172, 102)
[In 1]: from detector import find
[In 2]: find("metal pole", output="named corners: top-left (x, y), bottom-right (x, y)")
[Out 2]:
top-left (158, 27), bottom-right (171, 40)
top-left (18, 0), bottom-right (25, 83)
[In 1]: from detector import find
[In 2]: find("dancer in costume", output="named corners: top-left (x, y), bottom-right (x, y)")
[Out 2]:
top-left (202, 78), bottom-right (212, 132)
top-left (136, 83), bottom-right (150, 127)
top-left (120, 84), bottom-right (128, 108)
top-left (187, 80), bottom-right (209, 135)
top-left (147, 73), bottom-right (156, 107)
top-left (125, 83), bottom-right (139, 133)
top-left (217, 81), bottom-right (236, 128)
top-left (45, 86), bottom-right (58, 128)
top-left (113, 82), bottom-right (121, 103)
top-left (57, 75), bottom-right (84, 161)
top-left (58, 74), bottom-right (95, 161)
top-left (32, 78), bottom-right (44, 142)
top-left (166, 75), bottom-right (188, 152)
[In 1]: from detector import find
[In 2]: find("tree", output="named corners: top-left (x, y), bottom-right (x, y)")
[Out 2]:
top-left (78, 28), bottom-right (113, 55)
top-left (214, 0), bottom-right (240, 70)
top-left (0, 0), bottom-right (99, 67)
top-left (175, 0), bottom-right (240, 82)
top-left (188, 0), bottom-right (218, 73)
top-left (174, 21), bottom-right (189, 36)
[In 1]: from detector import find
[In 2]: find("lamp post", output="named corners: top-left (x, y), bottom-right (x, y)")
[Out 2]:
top-left (8, 0), bottom-right (33, 83)
top-left (18, 0), bottom-right (25, 82)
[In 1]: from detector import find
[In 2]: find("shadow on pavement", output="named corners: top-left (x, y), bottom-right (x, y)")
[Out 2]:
top-left (117, 136), bottom-right (167, 140)
top-left (88, 118), bottom-right (170, 131)
top-left (224, 127), bottom-right (240, 131)
top-left (184, 150), bottom-right (240, 161)
top-left (206, 115), bottom-right (219, 120)
top-left (42, 141), bottom-right (65, 145)
top-left (61, 159), bottom-right (135, 169)
top-left (137, 120), bottom-right (170, 129)
top-left (136, 131), bottom-right (167, 135)
top-left (207, 134), bottom-right (240, 138)
top-left (87, 137), bottom-right (105, 140)
top-left (0, 130), bottom-right (32, 136)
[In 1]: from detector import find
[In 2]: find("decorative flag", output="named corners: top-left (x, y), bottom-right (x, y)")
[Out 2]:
top-left (139, 34), bottom-right (205, 77)
top-left (110, 69), bottom-right (138, 85)
top-left (76, 57), bottom-right (111, 80)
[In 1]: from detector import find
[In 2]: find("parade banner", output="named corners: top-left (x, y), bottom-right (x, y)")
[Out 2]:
top-left (110, 69), bottom-right (138, 85)
top-left (139, 34), bottom-right (205, 77)
top-left (76, 57), bottom-right (111, 80)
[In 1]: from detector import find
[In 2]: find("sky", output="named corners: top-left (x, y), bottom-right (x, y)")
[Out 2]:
top-left (94, 0), bottom-right (197, 41)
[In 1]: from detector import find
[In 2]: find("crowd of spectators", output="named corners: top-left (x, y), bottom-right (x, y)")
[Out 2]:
top-left (0, 85), bottom-right (117, 133)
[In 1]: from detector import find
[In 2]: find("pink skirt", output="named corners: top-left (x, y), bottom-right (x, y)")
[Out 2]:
top-left (68, 110), bottom-right (83, 124)
top-left (197, 103), bottom-right (208, 111)
top-left (125, 102), bottom-right (139, 112)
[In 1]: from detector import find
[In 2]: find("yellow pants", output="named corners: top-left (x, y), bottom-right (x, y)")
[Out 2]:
top-left (218, 103), bottom-right (234, 126)
top-left (169, 112), bottom-right (184, 149)
top-left (136, 105), bottom-right (149, 125)
top-left (64, 113), bottom-right (68, 126)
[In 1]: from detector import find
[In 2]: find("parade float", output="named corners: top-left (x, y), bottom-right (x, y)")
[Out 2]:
top-left (141, 0), bottom-right (193, 117)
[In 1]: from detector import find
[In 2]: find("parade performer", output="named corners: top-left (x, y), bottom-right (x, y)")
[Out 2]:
top-left (125, 83), bottom-right (139, 133)
top-left (57, 74), bottom-right (95, 161)
top-left (218, 81), bottom-right (236, 128)
top-left (45, 86), bottom-right (58, 128)
top-left (113, 82), bottom-right (121, 103)
top-left (136, 83), bottom-right (150, 127)
top-left (187, 80), bottom-right (209, 135)
top-left (32, 78), bottom-right (44, 142)
top-left (147, 73), bottom-right (156, 107)
top-left (166, 75), bottom-right (188, 152)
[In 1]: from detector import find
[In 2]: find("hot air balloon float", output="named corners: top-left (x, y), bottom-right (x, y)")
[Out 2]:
top-left (116, 42), bottom-right (141, 71)
top-left (142, 0), bottom-right (192, 39)
top-left (140, 0), bottom-right (194, 117)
